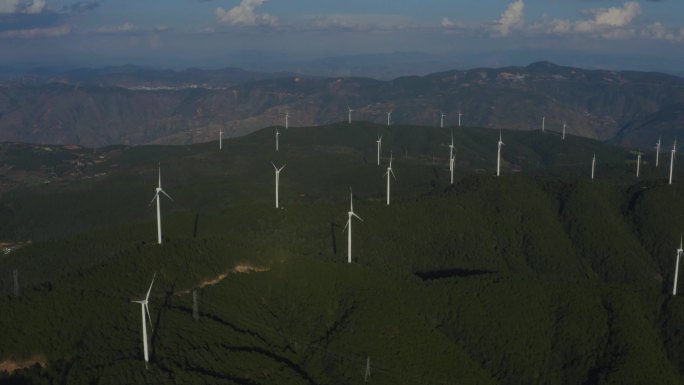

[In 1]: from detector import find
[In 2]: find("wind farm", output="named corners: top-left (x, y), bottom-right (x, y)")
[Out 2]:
top-left (1, 120), bottom-right (684, 385)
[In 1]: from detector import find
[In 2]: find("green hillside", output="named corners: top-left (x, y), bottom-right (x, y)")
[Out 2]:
top-left (0, 122), bottom-right (683, 384)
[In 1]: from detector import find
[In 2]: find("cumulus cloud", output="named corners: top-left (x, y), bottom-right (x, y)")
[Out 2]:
top-left (496, 0), bottom-right (525, 36)
top-left (215, 0), bottom-right (277, 27)
top-left (0, 0), bottom-right (46, 14)
top-left (0, 24), bottom-right (70, 38)
top-left (540, 1), bottom-right (642, 39)
top-left (69, 1), bottom-right (100, 13)
top-left (641, 22), bottom-right (684, 42)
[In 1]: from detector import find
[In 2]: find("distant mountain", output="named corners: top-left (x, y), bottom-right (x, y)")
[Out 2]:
top-left (1, 62), bottom-right (683, 148)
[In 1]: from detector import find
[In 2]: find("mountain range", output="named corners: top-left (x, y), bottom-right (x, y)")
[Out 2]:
top-left (0, 61), bottom-right (683, 149)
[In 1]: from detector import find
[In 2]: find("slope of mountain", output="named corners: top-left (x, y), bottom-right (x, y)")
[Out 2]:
top-left (0, 123), bottom-right (683, 384)
top-left (1, 62), bottom-right (684, 148)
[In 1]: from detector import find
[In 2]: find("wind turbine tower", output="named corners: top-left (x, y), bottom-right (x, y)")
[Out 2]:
top-left (458, 111), bottom-right (462, 127)
top-left (131, 273), bottom-right (156, 363)
top-left (674, 235), bottom-right (683, 295)
top-left (149, 165), bottom-right (173, 245)
top-left (449, 131), bottom-right (455, 161)
top-left (385, 153), bottom-right (396, 205)
top-left (387, 111), bottom-right (392, 126)
top-left (542, 116), bottom-right (545, 133)
top-left (656, 137), bottom-right (662, 167)
top-left (348, 106), bottom-right (355, 125)
top-left (376, 136), bottom-right (382, 166)
top-left (591, 154), bottom-right (596, 180)
top-left (562, 122), bottom-right (566, 140)
top-left (275, 128), bottom-right (280, 152)
top-left (440, 112), bottom-right (446, 129)
top-left (670, 139), bottom-right (677, 185)
top-left (343, 188), bottom-right (363, 263)
top-left (636, 152), bottom-right (642, 178)
top-left (219, 129), bottom-right (223, 150)
top-left (497, 131), bottom-right (504, 177)
top-left (285, 111), bottom-right (289, 129)
top-left (272, 162), bottom-right (286, 209)
top-left (450, 155), bottom-right (455, 185)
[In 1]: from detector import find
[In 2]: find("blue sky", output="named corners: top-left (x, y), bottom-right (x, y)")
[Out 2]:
top-left (1, 0), bottom-right (684, 72)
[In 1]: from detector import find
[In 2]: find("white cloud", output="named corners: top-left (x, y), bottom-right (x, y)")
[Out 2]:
top-left (97, 22), bottom-right (137, 34)
top-left (0, 24), bottom-right (70, 38)
top-left (441, 17), bottom-right (455, 29)
top-left (307, 14), bottom-right (415, 32)
top-left (641, 22), bottom-right (684, 42)
top-left (496, 0), bottom-right (524, 37)
top-left (215, 0), bottom-right (277, 27)
top-left (0, 0), bottom-right (46, 14)
top-left (540, 1), bottom-right (641, 39)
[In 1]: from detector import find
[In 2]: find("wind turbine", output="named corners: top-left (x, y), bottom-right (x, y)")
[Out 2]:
top-left (542, 116), bottom-right (545, 133)
top-left (343, 188), bottom-right (363, 264)
top-left (131, 273), bottom-right (156, 363)
top-left (656, 136), bottom-right (662, 167)
top-left (272, 162), bottom-right (286, 209)
top-left (384, 153), bottom-right (396, 205)
top-left (562, 122), bottom-right (566, 140)
top-left (149, 164), bottom-right (173, 245)
top-left (348, 106), bottom-right (355, 125)
top-left (458, 111), bottom-right (462, 127)
top-left (440, 112), bottom-right (446, 129)
top-left (674, 236), bottom-right (683, 295)
top-left (376, 136), bottom-right (382, 166)
top-left (219, 128), bottom-right (223, 150)
top-left (496, 131), bottom-right (504, 177)
top-left (670, 138), bottom-right (677, 185)
top-left (275, 128), bottom-right (280, 152)
top-left (591, 153), bottom-right (596, 180)
top-left (636, 151), bottom-right (641, 178)
top-left (285, 111), bottom-right (290, 129)
top-left (387, 111), bottom-right (392, 126)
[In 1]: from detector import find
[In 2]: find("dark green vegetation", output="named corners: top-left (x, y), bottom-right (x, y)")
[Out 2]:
top-left (1, 122), bottom-right (683, 384)
top-left (2, 61), bottom-right (684, 148)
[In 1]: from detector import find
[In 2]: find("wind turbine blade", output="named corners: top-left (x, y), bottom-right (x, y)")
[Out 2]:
top-left (343, 219), bottom-right (350, 232)
top-left (145, 273), bottom-right (156, 301)
top-left (160, 189), bottom-right (173, 201)
top-left (352, 213), bottom-right (364, 222)
top-left (148, 192), bottom-right (160, 207)
top-left (391, 169), bottom-right (397, 180)
top-left (278, 164), bottom-right (286, 172)
top-left (145, 303), bottom-right (154, 332)
top-left (271, 162), bottom-right (277, 170)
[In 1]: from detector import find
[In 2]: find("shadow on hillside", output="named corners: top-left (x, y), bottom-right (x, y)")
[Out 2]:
top-left (415, 268), bottom-right (495, 281)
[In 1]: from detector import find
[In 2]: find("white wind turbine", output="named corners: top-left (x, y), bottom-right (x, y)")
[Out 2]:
top-left (656, 136), bottom-right (662, 167)
top-left (343, 188), bottom-right (363, 264)
top-left (674, 235), bottom-right (683, 295)
top-left (149, 165), bottom-right (173, 245)
top-left (275, 128), bottom-right (280, 152)
top-left (131, 273), bottom-right (156, 363)
top-left (440, 112), bottom-right (446, 129)
top-left (219, 128), bottom-right (223, 150)
top-left (387, 111), bottom-right (392, 126)
top-left (384, 153), bottom-right (396, 205)
top-left (458, 111), bottom-right (462, 127)
top-left (376, 136), bottom-right (382, 166)
top-left (285, 111), bottom-right (290, 129)
top-left (670, 138), bottom-right (677, 185)
top-left (271, 162), bottom-right (286, 208)
top-left (591, 153), bottom-right (596, 180)
top-left (496, 131), bottom-right (504, 177)
top-left (562, 122), bottom-right (566, 140)
top-left (348, 106), bottom-right (355, 125)
top-left (636, 151), bottom-right (642, 178)
top-left (542, 116), bottom-right (546, 133)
